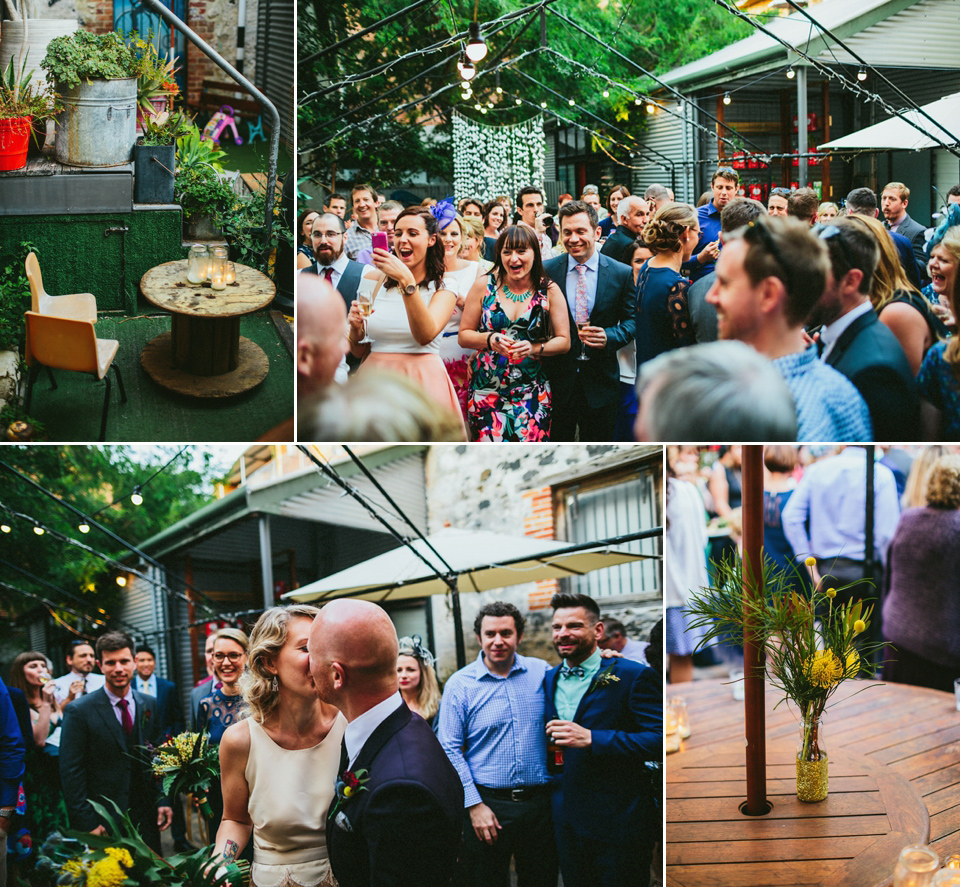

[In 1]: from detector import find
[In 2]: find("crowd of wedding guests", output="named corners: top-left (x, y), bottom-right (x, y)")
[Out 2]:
top-left (665, 444), bottom-right (960, 690)
top-left (0, 593), bottom-right (661, 887)
top-left (298, 173), bottom-right (960, 442)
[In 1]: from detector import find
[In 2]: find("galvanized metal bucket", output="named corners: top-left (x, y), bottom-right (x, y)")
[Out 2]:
top-left (54, 77), bottom-right (137, 167)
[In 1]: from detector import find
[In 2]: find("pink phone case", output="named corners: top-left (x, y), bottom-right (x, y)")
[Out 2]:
top-left (372, 232), bottom-right (388, 252)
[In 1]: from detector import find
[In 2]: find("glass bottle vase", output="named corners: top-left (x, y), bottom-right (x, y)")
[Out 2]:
top-left (796, 713), bottom-right (828, 802)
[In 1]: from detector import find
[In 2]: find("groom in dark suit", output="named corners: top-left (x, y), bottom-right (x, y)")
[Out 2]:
top-left (308, 600), bottom-right (463, 887)
top-left (60, 631), bottom-right (172, 853)
top-left (544, 593), bottom-right (662, 887)
top-left (543, 200), bottom-right (636, 441)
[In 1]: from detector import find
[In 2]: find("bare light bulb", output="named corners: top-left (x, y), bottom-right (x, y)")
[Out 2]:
top-left (723, 92), bottom-right (731, 105)
top-left (466, 22), bottom-right (487, 62)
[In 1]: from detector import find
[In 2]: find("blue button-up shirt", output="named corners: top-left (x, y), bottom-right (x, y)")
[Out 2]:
top-left (437, 652), bottom-right (549, 807)
top-left (773, 346), bottom-right (872, 442)
top-left (684, 200), bottom-right (723, 282)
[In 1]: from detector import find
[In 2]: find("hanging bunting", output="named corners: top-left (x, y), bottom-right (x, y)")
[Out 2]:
top-left (453, 110), bottom-right (545, 201)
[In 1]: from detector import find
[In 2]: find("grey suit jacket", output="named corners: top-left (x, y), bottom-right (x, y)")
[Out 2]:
top-left (893, 213), bottom-right (927, 266)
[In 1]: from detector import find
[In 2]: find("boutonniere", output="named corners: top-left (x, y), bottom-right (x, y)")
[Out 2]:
top-left (329, 768), bottom-right (370, 819)
top-left (591, 665), bottom-right (621, 690)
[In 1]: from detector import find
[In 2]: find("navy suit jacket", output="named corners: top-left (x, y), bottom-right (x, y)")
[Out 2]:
top-left (824, 306), bottom-right (921, 441)
top-left (544, 657), bottom-right (661, 846)
top-left (542, 251), bottom-right (637, 410)
top-left (327, 701), bottom-right (463, 887)
top-left (141, 677), bottom-right (182, 739)
top-left (890, 230), bottom-right (924, 289)
top-left (599, 224), bottom-right (637, 266)
top-left (59, 688), bottom-right (168, 837)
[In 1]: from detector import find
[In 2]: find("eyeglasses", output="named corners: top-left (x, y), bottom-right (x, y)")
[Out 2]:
top-left (815, 224), bottom-right (857, 273)
top-left (212, 652), bottom-right (244, 663)
top-left (744, 219), bottom-right (789, 276)
top-left (312, 230), bottom-right (343, 240)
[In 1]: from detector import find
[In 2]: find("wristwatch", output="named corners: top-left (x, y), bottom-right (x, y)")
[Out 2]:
top-left (401, 282), bottom-right (418, 296)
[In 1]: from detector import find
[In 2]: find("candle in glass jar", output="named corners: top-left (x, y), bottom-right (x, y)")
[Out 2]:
top-left (211, 272), bottom-right (226, 291)
top-left (665, 704), bottom-right (681, 753)
top-left (224, 262), bottom-right (236, 285)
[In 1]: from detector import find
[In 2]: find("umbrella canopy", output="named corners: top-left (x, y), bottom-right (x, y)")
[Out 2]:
top-left (819, 91), bottom-right (960, 151)
top-left (282, 526), bottom-right (654, 604)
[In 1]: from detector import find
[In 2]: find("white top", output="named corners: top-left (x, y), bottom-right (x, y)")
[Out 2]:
top-left (245, 713), bottom-right (347, 887)
top-left (440, 261), bottom-right (480, 363)
top-left (358, 276), bottom-right (447, 354)
top-left (52, 671), bottom-right (105, 706)
top-left (617, 340), bottom-right (637, 384)
top-left (665, 477), bottom-right (708, 609)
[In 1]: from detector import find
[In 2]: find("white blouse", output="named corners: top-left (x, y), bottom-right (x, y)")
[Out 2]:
top-left (357, 275), bottom-right (451, 355)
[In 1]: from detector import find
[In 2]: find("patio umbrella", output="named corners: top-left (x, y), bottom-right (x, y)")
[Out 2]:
top-left (819, 91), bottom-right (960, 151)
top-left (282, 526), bottom-right (658, 667)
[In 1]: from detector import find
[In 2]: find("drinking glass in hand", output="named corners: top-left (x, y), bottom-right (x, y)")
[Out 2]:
top-left (357, 292), bottom-right (374, 344)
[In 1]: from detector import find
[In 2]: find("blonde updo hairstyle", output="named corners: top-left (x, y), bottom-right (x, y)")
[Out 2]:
top-left (642, 202), bottom-right (698, 254)
top-left (242, 605), bottom-right (320, 724)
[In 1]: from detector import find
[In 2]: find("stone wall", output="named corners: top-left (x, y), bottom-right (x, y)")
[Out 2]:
top-left (424, 444), bottom-right (663, 680)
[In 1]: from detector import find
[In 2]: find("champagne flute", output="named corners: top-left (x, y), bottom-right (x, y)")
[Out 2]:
top-left (357, 292), bottom-right (374, 344)
top-left (576, 307), bottom-right (590, 362)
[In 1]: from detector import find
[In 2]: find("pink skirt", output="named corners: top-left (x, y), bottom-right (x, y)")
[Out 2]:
top-left (365, 352), bottom-right (467, 438)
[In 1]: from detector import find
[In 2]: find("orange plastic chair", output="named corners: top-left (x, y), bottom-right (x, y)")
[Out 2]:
top-left (24, 311), bottom-right (126, 441)
top-left (25, 252), bottom-right (98, 322)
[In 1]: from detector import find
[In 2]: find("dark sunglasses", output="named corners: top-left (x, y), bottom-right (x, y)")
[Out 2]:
top-left (815, 224), bottom-right (857, 272)
top-left (744, 219), bottom-right (789, 275)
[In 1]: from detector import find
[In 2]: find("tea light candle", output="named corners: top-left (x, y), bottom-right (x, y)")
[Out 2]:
top-left (224, 262), bottom-right (236, 285)
top-left (211, 271), bottom-right (225, 291)
top-left (665, 705), bottom-right (681, 754)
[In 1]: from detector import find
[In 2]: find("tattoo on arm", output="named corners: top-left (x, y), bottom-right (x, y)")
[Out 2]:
top-left (222, 840), bottom-right (239, 861)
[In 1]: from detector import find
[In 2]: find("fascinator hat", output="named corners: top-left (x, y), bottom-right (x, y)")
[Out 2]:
top-left (929, 202), bottom-right (960, 251)
top-left (430, 199), bottom-right (458, 230)
top-left (398, 635), bottom-right (436, 668)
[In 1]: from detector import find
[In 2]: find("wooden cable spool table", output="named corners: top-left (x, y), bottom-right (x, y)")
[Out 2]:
top-left (140, 259), bottom-right (274, 397)
top-left (667, 678), bottom-right (960, 887)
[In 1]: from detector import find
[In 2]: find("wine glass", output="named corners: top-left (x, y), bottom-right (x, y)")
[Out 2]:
top-left (576, 306), bottom-right (590, 362)
top-left (357, 291), bottom-right (374, 344)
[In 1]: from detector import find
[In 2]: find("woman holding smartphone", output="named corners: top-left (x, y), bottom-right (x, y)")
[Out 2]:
top-left (458, 224), bottom-right (570, 441)
top-left (348, 206), bottom-right (465, 435)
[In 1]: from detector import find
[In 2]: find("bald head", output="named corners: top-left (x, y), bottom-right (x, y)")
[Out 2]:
top-left (308, 599), bottom-right (399, 720)
top-left (297, 274), bottom-right (348, 396)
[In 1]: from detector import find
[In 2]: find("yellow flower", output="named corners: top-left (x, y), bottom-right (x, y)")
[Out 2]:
top-left (844, 649), bottom-right (860, 677)
top-left (343, 786), bottom-right (354, 798)
top-left (825, 587), bottom-right (836, 599)
top-left (62, 858), bottom-right (88, 877)
top-left (854, 619), bottom-right (866, 634)
top-left (86, 855), bottom-right (127, 887)
top-left (804, 556), bottom-right (816, 567)
top-left (806, 649), bottom-right (843, 688)
top-left (105, 846), bottom-right (133, 868)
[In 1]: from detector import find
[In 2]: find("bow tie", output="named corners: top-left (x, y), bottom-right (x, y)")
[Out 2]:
top-left (560, 664), bottom-right (585, 679)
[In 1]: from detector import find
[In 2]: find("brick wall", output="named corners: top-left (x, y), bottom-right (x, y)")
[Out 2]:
top-left (522, 487), bottom-right (558, 611)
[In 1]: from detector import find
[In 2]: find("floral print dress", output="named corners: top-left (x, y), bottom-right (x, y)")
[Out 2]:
top-left (467, 277), bottom-right (552, 441)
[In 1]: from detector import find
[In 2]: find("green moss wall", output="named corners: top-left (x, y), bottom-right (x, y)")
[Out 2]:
top-left (1, 209), bottom-right (184, 313)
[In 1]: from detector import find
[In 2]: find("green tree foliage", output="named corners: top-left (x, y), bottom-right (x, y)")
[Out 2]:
top-left (0, 446), bottom-right (223, 631)
top-left (300, 0), bottom-right (750, 194)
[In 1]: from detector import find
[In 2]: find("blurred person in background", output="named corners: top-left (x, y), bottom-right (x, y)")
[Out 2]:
top-left (882, 455), bottom-right (960, 691)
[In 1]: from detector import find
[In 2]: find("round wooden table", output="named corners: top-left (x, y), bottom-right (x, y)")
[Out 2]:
top-left (140, 259), bottom-right (275, 397)
top-left (666, 678), bottom-right (960, 887)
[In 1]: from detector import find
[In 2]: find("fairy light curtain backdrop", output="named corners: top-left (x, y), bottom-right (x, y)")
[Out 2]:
top-left (452, 110), bottom-right (545, 203)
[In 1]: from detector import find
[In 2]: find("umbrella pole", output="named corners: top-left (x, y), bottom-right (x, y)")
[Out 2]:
top-left (742, 445), bottom-right (769, 815)
top-left (450, 575), bottom-right (467, 670)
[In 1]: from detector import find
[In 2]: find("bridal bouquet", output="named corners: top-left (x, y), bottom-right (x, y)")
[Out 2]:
top-left (36, 799), bottom-right (248, 887)
top-left (149, 731), bottom-right (219, 818)
top-left (685, 553), bottom-right (886, 801)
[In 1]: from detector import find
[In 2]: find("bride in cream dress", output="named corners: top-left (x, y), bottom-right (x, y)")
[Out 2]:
top-left (214, 605), bottom-right (347, 887)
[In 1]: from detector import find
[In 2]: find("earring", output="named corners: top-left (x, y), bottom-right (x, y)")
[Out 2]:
top-left (271, 676), bottom-right (278, 692)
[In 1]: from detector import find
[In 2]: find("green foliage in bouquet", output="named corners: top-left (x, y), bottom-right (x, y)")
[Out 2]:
top-left (684, 552), bottom-right (887, 726)
top-left (149, 731), bottom-right (220, 819)
top-left (52, 798), bottom-right (248, 886)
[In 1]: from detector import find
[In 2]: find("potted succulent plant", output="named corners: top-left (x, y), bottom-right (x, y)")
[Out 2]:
top-left (0, 56), bottom-right (55, 171)
top-left (0, 0), bottom-right (78, 95)
top-left (135, 107), bottom-right (190, 203)
top-left (41, 29), bottom-right (141, 167)
top-left (132, 34), bottom-right (179, 136)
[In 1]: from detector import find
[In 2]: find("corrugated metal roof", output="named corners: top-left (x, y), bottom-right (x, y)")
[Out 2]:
top-left (661, 0), bottom-right (922, 87)
top-left (817, 0), bottom-right (960, 66)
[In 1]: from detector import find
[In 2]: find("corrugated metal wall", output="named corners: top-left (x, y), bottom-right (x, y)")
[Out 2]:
top-left (255, 0), bottom-right (294, 146)
top-left (934, 149), bottom-right (960, 207)
top-left (636, 102), bottom-right (691, 201)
